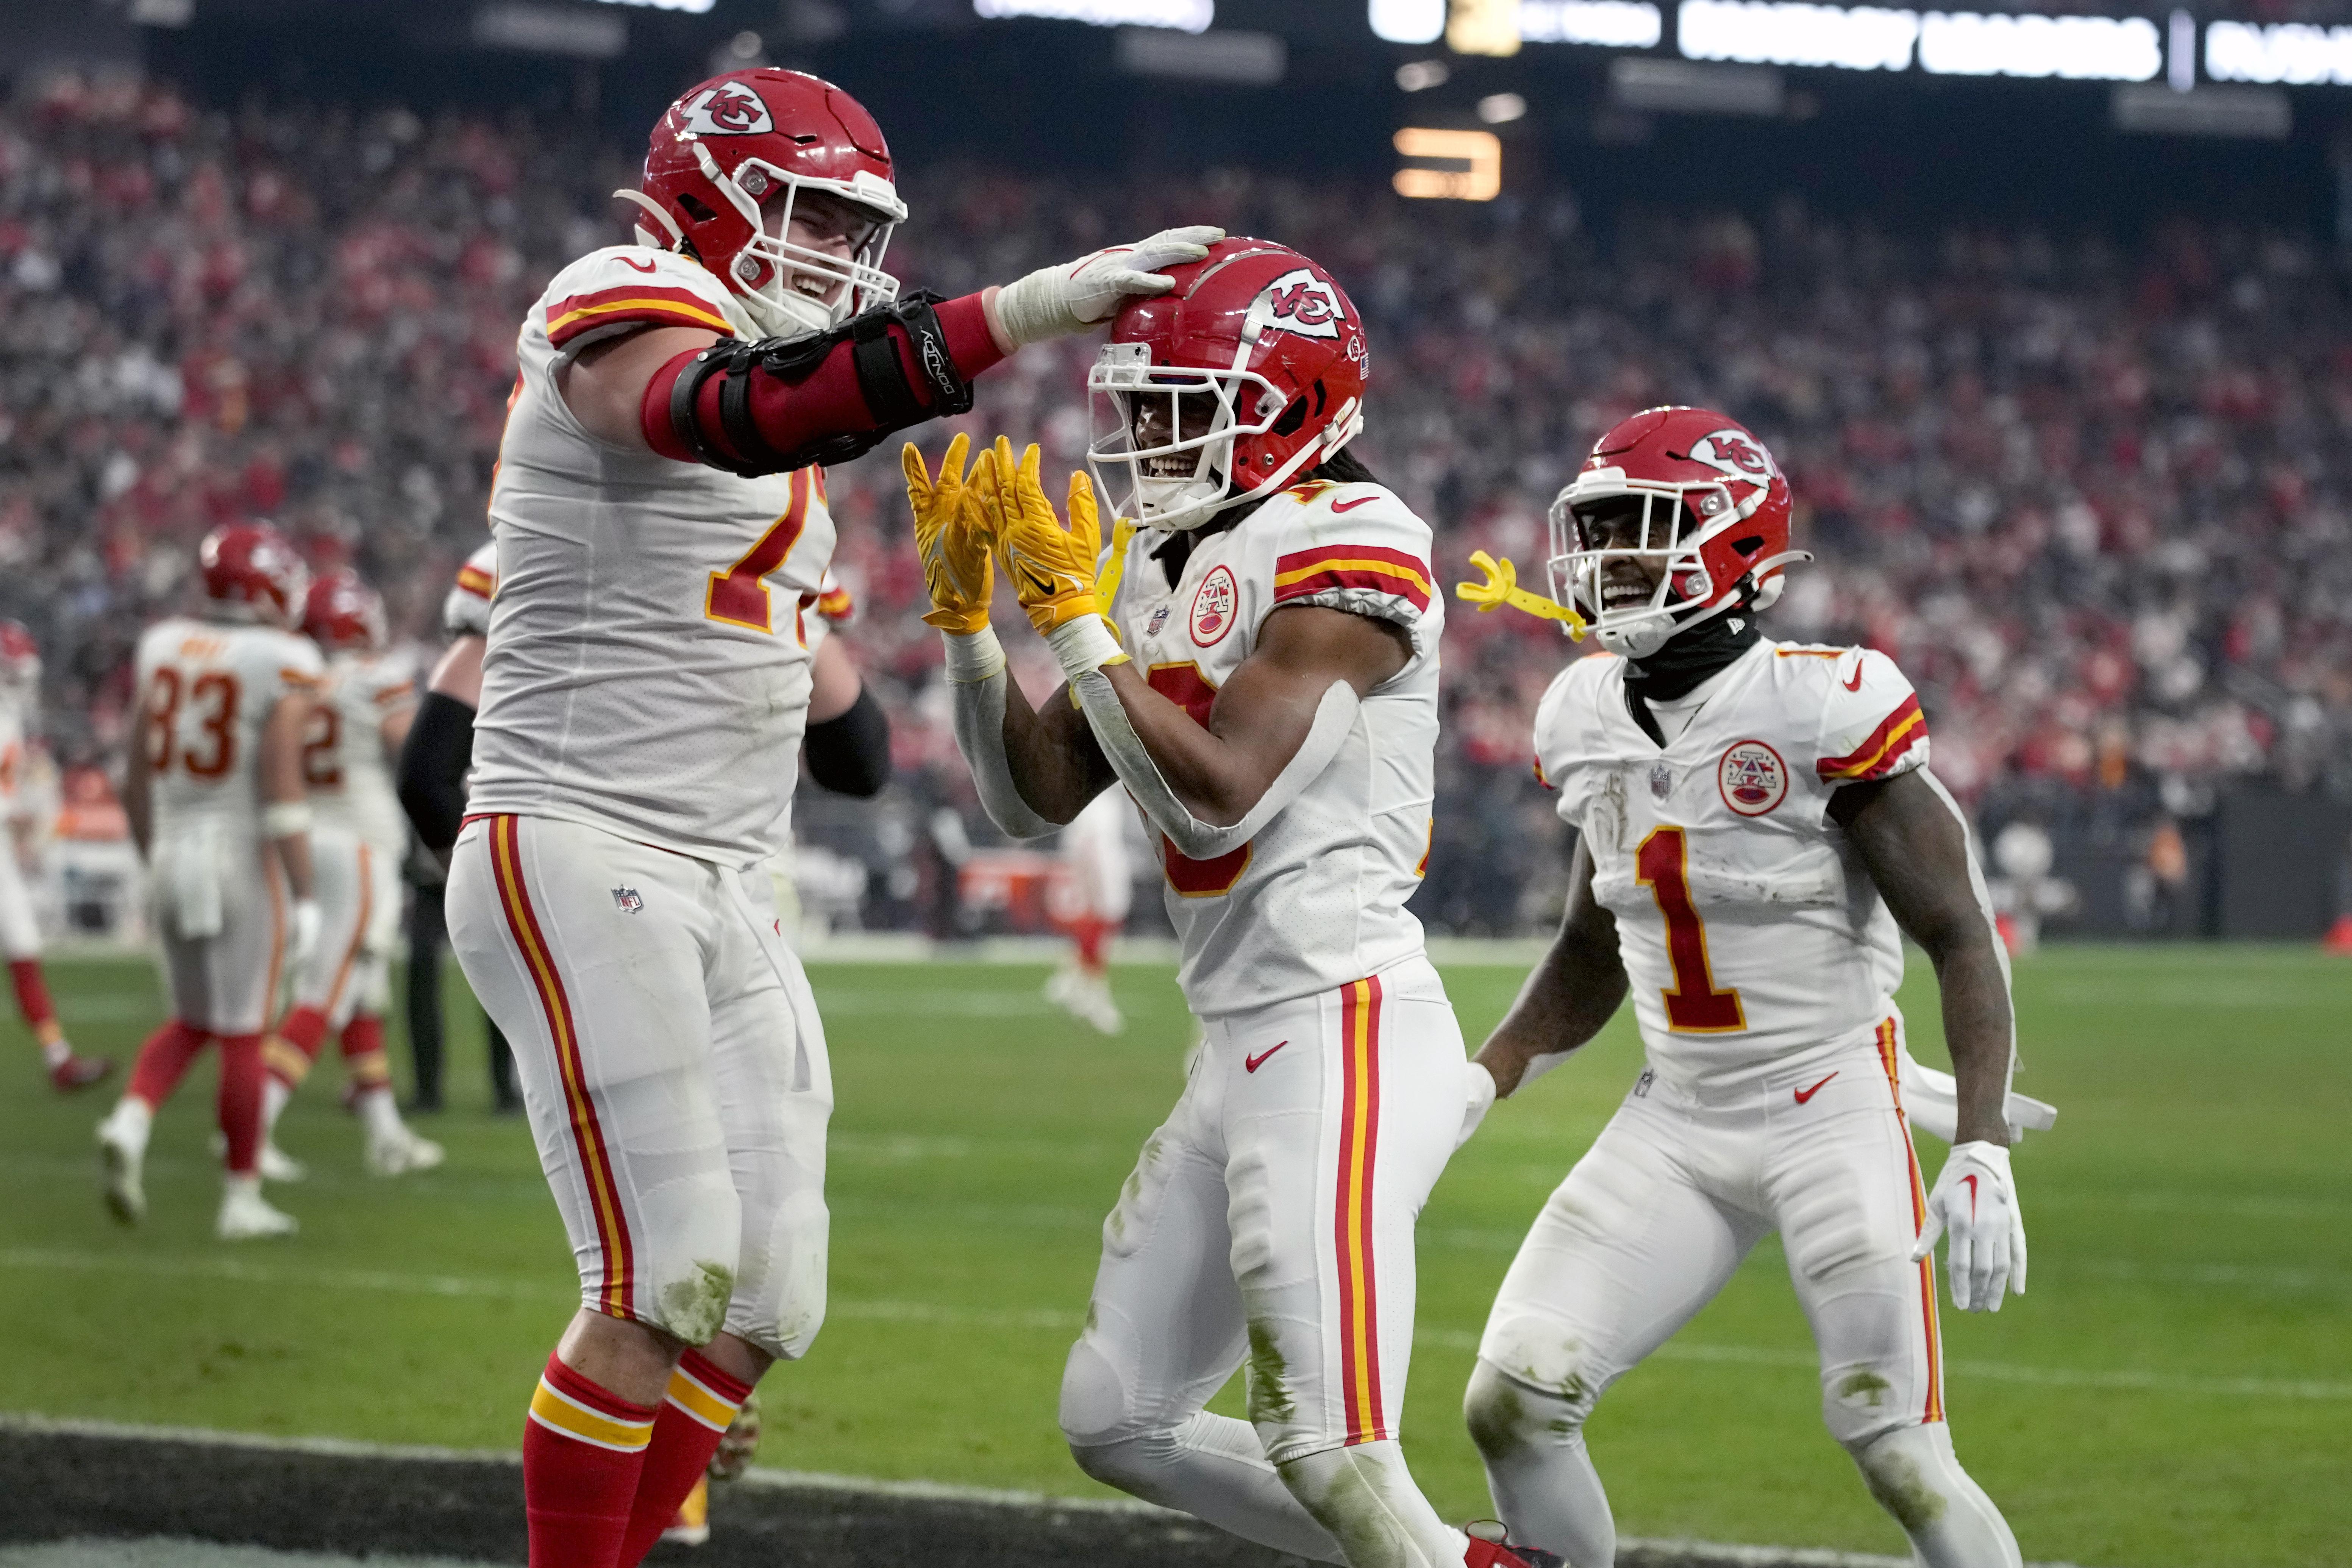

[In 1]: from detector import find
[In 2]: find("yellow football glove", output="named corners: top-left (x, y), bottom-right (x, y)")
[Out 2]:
top-left (901, 434), bottom-right (994, 635)
top-left (1456, 550), bottom-right (1588, 639)
top-left (976, 437), bottom-right (1118, 637)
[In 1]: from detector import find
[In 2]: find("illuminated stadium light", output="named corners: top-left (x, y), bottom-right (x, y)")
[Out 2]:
top-left (1394, 128), bottom-right (1503, 201)
top-left (1520, 1), bottom-right (1662, 48)
top-left (1370, 0), bottom-right (1446, 45)
top-left (973, 0), bottom-right (1212, 33)
top-left (583, 0), bottom-right (713, 9)
top-left (1478, 91), bottom-right (1530, 122)
top-left (2206, 21), bottom-right (2352, 86)
top-left (1451, 0), bottom-right (1524, 57)
top-left (1918, 11), bottom-right (2160, 80)
top-left (1677, 1), bottom-right (1919, 72)
top-left (1395, 59), bottom-right (1451, 91)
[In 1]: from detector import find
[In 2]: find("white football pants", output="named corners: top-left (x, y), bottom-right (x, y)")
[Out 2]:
top-left (448, 813), bottom-right (831, 1359)
top-left (1060, 956), bottom-right (1475, 1568)
top-left (148, 823), bottom-right (285, 1035)
top-left (0, 840), bottom-right (42, 959)
top-left (289, 829), bottom-right (401, 1026)
top-left (1467, 1019), bottom-right (2020, 1567)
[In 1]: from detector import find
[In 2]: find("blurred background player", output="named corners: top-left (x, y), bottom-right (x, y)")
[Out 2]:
top-left (397, 537), bottom-right (520, 1115)
top-left (96, 523), bottom-right (323, 1241)
top-left (915, 237), bottom-right (1537, 1568)
top-left (1458, 407), bottom-right (2042, 1568)
top-left (1043, 790), bottom-right (1130, 1035)
top-left (254, 570), bottom-right (442, 1178)
top-left (0, 619), bottom-right (111, 1090)
top-left (433, 65), bottom-right (1212, 1568)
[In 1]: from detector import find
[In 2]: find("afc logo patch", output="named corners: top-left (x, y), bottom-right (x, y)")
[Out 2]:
top-left (1249, 268), bottom-right (1345, 341)
top-left (673, 82), bottom-right (775, 137)
top-left (1717, 740), bottom-right (1788, 817)
top-left (612, 887), bottom-right (645, 914)
top-left (1190, 565), bottom-right (1238, 647)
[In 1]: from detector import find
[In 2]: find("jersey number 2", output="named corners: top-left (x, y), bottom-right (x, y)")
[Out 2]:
top-left (1147, 662), bottom-right (1249, 898)
top-left (706, 469), bottom-right (815, 635)
top-left (1635, 826), bottom-right (1745, 1032)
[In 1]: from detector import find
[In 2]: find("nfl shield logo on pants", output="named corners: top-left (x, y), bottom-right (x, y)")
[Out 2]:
top-left (612, 887), bottom-right (645, 914)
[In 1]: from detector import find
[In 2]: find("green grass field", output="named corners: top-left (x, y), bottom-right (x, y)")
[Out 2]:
top-left (3, 945), bottom-right (2347, 1567)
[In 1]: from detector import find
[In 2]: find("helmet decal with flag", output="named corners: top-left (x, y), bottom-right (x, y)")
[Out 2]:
top-left (303, 567), bottom-right (387, 653)
top-left (1545, 405), bottom-right (1810, 658)
top-left (623, 68), bottom-right (907, 343)
top-left (199, 523), bottom-right (310, 629)
top-left (1087, 238), bottom-right (1369, 533)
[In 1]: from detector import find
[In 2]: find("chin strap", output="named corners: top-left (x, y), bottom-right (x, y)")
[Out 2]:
top-left (1074, 672), bottom-right (1360, 861)
top-left (1455, 551), bottom-right (1588, 638)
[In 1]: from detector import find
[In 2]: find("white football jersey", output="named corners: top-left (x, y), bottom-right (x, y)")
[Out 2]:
top-left (306, 651), bottom-right (417, 853)
top-left (0, 696), bottom-right (28, 821)
top-left (442, 539), bottom-right (497, 638)
top-left (466, 245), bottom-right (840, 869)
top-left (1534, 638), bottom-right (1930, 1089)
top-left (133, 617), bottom-right (324, 840)
top-left (1104, 479), bottom-right (1441, 1019)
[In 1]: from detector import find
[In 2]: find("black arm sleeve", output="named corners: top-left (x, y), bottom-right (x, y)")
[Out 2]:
top-left (803, 686), bottom-right (892, 799)
top-left (398, 691), bottom-right (476, 851)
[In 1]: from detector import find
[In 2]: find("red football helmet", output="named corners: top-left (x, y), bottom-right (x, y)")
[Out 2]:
top-left (0, 620), bottom-right (38, 693)
top-left (303, 568), bottom-right (387, 653)
top-left (1088, 237), bottom-right (1369, 533)
top-left (1546, 406), bottom-right (1807, 657)
top-left (621, 69), bottom-right (906, 342)
top-left (198, 523), bottom-right (309, 628)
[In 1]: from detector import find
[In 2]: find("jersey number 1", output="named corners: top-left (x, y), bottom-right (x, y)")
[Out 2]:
top-left (706, 469), bottom-right (815, 635)
top-left (1635, 826), bottom-right (1744, 1032)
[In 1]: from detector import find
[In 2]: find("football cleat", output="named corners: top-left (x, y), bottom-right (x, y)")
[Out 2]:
top-left (96, 1114), bottom-right (145, 1226)
top-left (50, 1052), bottom-right (115, 1093)
top-left (708, 1391), bottom-right (761, 1482)
top-left (365, 1126), bottom-right (445, 1178)
top-left (212, 1130), bottom-right (308, 1183)
top-left (216, 1182), bottom-right (299, 1240)
top-left (1463, 1521), bottom-right (1566, 1568)
top-left (661, 1475), bottom-right (711, 1546)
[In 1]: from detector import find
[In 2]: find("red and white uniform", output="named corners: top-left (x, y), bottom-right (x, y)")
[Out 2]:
top-left (1060, 481), bottom-right (1471, 1467)
top-left (289, 651), bottom-right (415, 1029)
top-left (446, 243), bottom-right (836, 1356)
top-left (0, 695), bottom-right (45, 961)
top-left (442, 539), bottom-right (497, 639)
top-left (133, 618), bottom-right (323, 1034)
top-left (1481, 639), bottom-right (1949, 1448)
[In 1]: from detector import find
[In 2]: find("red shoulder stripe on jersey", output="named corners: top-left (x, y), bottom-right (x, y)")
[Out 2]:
top-left (454, 563), bottom-right (495, 598)
top-left (547, 284), bottom-right (732, 348)
top-left (1274, 542), bottom-right (1429, 580)
top-left (1818, 693), bottom-right (1927, 781)
top-left (814, 585), bottom-right (854, 620)
top-left (1272, 546), bottom-right (1432, 612)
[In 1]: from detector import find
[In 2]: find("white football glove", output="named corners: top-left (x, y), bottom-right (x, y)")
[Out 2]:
top-left (288, 898), bottom-right (323, 970)
top-left (991, 226), bottom-right (1224, 348)
top-left (1911, 1140), bottom-right (2027, 1313)
top-left (1456, 1060), bottom-right (1498, 1151)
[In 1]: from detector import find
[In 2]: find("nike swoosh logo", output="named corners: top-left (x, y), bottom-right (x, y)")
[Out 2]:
top-left (1023, 570), bottom-right (1058, 599)
top-left (1961, 1172), bottom-right (1979, 1217)
top-left (619, 256), bottom-right (658, 274)
top-left (1329, 495), bottom-right (1377, 514)
top-left (1841, 661), bottom-right (1865, 692)
top-left (1245, 1041), bottom-right (1287, 1073)
top-left (1793, 1071), bottom-right (1838, 1104)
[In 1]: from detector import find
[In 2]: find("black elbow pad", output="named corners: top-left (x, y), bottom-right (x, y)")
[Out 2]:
top-left (803, 686), bottom-right (892, 798)
top-left (397, 691), bottom-right (476, 850)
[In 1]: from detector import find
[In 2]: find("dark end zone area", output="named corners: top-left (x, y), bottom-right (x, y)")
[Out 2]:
top-left (0, 1428), bottom-right (1808, 1568)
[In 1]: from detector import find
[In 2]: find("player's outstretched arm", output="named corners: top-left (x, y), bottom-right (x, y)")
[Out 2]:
top-left (1476, 839), bottom-right (1628, 1098)
top-left (1833, 767), bottom-right (2030, 1312)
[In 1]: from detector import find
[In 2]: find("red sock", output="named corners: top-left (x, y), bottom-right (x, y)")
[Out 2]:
top-left (1072, 917), bottom-right (1108, 971)
top-left (265, 1003), bottom-right (329, 1091)
top-left (9, 958), bottom-right (60, 1044)
top-left (216, 1033), bottom-right (264, 1174)
top-left (615, 1350), bottom-right (752, 1568)
top-left (524, 1352), bottom-right (658, 1568)
top-left (340, 1014), bottom-right (391, 1090)
top-left (127, 1019), bottom-right (209, 1107)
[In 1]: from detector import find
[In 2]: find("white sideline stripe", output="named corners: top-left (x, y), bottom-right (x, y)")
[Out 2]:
top-left (8, 1246), bottom-right (2346, 1403)
top-left (0, 1414), bottom-right (2106, 1568)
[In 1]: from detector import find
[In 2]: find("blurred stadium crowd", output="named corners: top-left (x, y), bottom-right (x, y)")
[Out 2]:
top-left (4, 75), bottom-right (2347, 934)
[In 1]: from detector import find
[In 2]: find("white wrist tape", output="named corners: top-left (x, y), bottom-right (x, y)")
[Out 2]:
top-left (942, 627), bottom-right (1007, 686)
top-left (1072, 673), bottom-right (1359, 861)
top-left (1043, 615), bottom-right (1127, 683)
top-left (261, 801), bottom-right (313, 838)
top-left (948, 661), bottom-right (1060, 841)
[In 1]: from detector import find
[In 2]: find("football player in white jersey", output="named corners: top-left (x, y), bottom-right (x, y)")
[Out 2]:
top-left (435, 66), bottom-right (1215, 1568)
top-left (97, 524), bottom-right (323, 1240)
top-left (0, 620), bottom-right (112, 1090)
top-left (1453, 407), bottom-right (2045, 1568)
top-left (252, 570), bottom-right (442, 1178)
top-left (911, 239), bottom-right (1540, 1568)
top-left (1043, 789), bottom-right (1132, 1034)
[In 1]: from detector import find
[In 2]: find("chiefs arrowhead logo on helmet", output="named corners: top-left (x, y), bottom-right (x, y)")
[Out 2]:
top-left (1251, 269), bottom-right (1345, 341)
top-left (1686, 428), bottom-right (1777, 484)
top-left (676, 82), bottom-right (776, 137)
